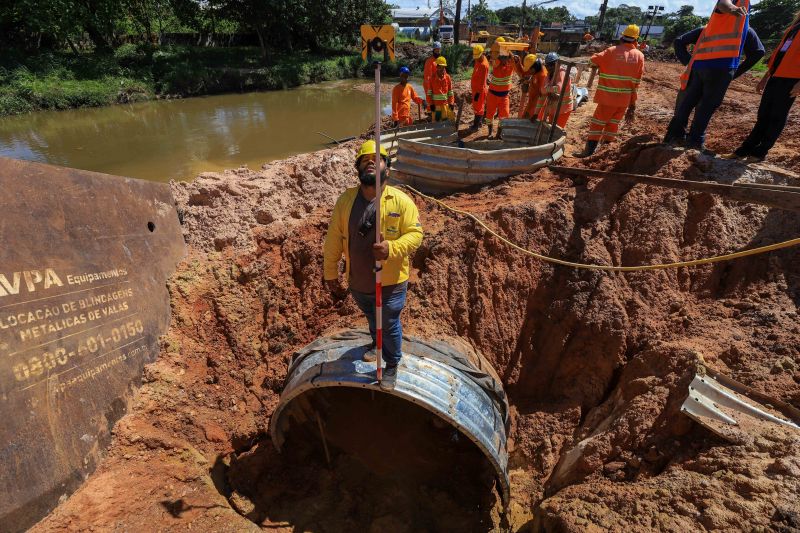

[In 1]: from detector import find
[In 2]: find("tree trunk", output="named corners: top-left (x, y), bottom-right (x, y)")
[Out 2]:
top-left (84, 22), bottom-right (111, 52)
top-left (255, 26), bottom-right (268, 62)
top-left (454, 0), bottom-right (463, 44)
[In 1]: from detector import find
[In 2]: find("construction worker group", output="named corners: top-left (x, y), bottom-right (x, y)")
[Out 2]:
top-left (338, 2), bottom-right (799, 387)
top-left (389, 0), bottom-right (798, 162)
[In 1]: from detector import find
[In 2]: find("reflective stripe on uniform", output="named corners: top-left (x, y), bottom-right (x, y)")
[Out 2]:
top-left (596, 84), bottom-right (634, 93)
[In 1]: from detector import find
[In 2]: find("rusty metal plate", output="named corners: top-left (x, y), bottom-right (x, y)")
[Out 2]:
top-left (0, 157), bottom-right (185, 532)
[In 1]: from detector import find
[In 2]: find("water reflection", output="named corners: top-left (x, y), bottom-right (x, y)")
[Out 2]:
top-left (0, 79), bottom-right (422, 182)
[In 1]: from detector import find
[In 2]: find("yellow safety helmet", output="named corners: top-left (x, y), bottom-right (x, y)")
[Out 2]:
top-left (622, 24), bottom-right (640, 40)
top-left (435, 56), bottom-right (447, 67)
top-left (355, 140), bottom-right (388, 163)
top-left (495, 36), bottom-right (506, 43)
top-left (522, 53), bottom-right (537, 72)
top-left (472, 45), bottom-right (484, 58)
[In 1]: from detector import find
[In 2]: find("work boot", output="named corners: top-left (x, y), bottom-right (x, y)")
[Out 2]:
top-left (379, 365), bottom-right (398, 390)
top-left (487, 122), bottom-right (494, 138)
top-left (686, 143), bottom-right (715, 157)
top-left (362, 344), bottom-right (376, 363)
top-left (472, 115), bottom-right (483, 129)
top-left (573, 140), bottom-right (598, 158)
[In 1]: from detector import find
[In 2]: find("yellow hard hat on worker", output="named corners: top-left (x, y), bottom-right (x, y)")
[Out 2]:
top-left (435, 56), bottom-right (447, 67)
top-left (495, 36), bottom-right (506, 43)
top-left (622, 24), bottom-right (640, 40)
top-left (472, 45), bottom-right (484, 59)
top-left (522, 53), bottom-right (537, 72)
top-left (355, 140), bottom-right (388, 162)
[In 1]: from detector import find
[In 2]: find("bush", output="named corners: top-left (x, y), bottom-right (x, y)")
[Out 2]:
top-left (441, 44), bottom-right (472, 75)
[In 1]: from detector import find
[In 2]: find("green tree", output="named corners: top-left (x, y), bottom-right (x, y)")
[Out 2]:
top-left (469, 0), bottom-right (499, 25)
top-left (662, 5), bottom-right (704, 44)
top-left (750, 0), bottom-right (800, 48)
top-left (586, 3), bottom-right (645, 38)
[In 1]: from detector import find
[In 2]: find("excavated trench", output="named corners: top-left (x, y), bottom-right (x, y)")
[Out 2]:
top-left (168, 140), bottom-right (797, 532)
top-left (31, 135), bottom-right (799, 532)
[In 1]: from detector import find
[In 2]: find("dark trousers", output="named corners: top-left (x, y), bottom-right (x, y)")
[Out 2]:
top-left (350, 282), bottom-right (407, 367)
top-left (736, 77), bottom-right (797, 158)
top-left (665, 68), bottom-right (735, 147)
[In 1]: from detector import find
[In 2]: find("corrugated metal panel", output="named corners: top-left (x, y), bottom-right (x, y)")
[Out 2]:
top-left (391, 119), bottom-right (565, 194)
top-left (270, 331), bottom-right (510, 505)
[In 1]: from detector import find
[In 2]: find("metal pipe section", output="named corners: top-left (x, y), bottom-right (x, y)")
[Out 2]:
top-left (270, 330), bottom-right (511, 505)
top-left (391, 119), bottom-right (565, 194)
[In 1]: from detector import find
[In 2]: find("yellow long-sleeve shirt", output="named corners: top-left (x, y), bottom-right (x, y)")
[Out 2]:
top-left (323, 185), bottom-right (423, 285)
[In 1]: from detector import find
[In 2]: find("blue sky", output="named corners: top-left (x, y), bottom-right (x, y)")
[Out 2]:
top-left (391, 0), bottom-right (755, 20)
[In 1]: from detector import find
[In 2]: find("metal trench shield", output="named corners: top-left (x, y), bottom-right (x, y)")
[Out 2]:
top-left (0, 157), bottom-right (185, 532)
top-left (270, 330), bottom-right (510, 505)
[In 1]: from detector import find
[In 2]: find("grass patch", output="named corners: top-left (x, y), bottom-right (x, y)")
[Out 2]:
top-left (748, 58), bottom-right (768, 73)
top-left (0, 45), bottom-right (376, 116)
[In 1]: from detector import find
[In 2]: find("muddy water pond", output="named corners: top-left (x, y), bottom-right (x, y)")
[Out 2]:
top-left (0, 79), bottom-right (423, 182)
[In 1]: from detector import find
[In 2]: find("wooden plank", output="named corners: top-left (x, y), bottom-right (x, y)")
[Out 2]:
top-left (549, 166), bottom-right (800, 213)
top-left (733, 182), bottom-right (800, 193)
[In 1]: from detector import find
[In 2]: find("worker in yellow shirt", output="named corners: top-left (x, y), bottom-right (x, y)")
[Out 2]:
top-left (323, 141), bottom-right (423, 389)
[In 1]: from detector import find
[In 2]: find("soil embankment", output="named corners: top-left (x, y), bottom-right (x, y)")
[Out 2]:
top-left (31, 61), bottom-right (800, 532)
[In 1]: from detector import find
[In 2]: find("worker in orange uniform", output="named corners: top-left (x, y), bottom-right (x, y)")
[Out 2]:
top-left (514, 54), bottom-right (548, 120)
top-left (392, 66), bottom-right (424, 127)
top-left (470, 45), bottom-right (490, 128)
top-left (664, 0), bottom-right (750, 151)
top-left (486, 38), bottom-right (515, 137)
top-left (422, 41), bottom-right (442, 118)
top-left (537, 52), bottom-right (573, 129)
top-left (575, 25), bottom-right (644, 158)
top-left (726, 12), bottom-right (800, 162)
top-left (427, 56), bottom-right (455, 122)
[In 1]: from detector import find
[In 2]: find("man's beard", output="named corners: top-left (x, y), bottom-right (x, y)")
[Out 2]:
top-left (358, 166), bottom-right (388, 186)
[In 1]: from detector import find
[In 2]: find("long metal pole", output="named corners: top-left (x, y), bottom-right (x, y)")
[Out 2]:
top-left (372, 61), bottom-right (384, 383)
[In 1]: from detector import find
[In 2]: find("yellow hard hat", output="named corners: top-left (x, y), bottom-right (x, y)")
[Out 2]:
top-left (356, 140), bottom-right (388, 162)
top-left (472, 45), bottom-right (484, 58)
top-left (622, 24), bottom-right (640, 39)
top-left (435, 56), bottom-right (447, 67)
top-left (522, 53), bottom-right (537, 72)
top-left (495, 36), bottom-right (506, 43)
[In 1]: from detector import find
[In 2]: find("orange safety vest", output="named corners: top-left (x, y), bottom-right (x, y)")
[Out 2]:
top-left (768, 22), bottom-right (800, 79)
top-left (590, 43), bottom-right (644, 107)
top-left (423, 56), bottom-right (438, 90)
top-left (524, 68), bottom-right (548, 117)
top-left (427, 72), bottom-right (454, 106)
top-left (391, 83), bottom-right (423, 121)
top-left (679, 0), bottom-right (750, 89)
top-left (536, 67), bottom-right (573, 117)
top-left (488, 60), bottom-right (515, 94)
top-left (471, 56), bottom-right (490, 93)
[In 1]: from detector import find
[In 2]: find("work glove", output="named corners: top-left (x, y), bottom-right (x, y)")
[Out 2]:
top-left (430, 104), bottom-right (436, 114)
top-left (474, 93), bottom-right (480, 102)
top-left (392, 120), bottom-right (398, 128)
top-left (625, 106), bottom-right (636, 123)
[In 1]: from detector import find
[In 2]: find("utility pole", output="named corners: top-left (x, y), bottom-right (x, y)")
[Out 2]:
top-left (596, 0), bottom-right (608, 39)
top-left (455, 0), bottom-right (463, 43)
top-left (521, 0), bottom-right (527, 37)
top-left (643, 5), bottom-right (664, 41)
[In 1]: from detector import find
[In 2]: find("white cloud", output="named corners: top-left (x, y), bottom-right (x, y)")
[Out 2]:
top-left (390, 0), bottom-right (759, 21)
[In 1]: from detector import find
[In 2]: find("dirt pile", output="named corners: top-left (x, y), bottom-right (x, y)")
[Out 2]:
top-left (31, 62), bottom-right (800, 532)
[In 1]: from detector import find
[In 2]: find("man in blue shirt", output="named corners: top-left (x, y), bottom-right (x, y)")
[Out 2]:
top-left (664, 15), bottom-right (764, 151)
